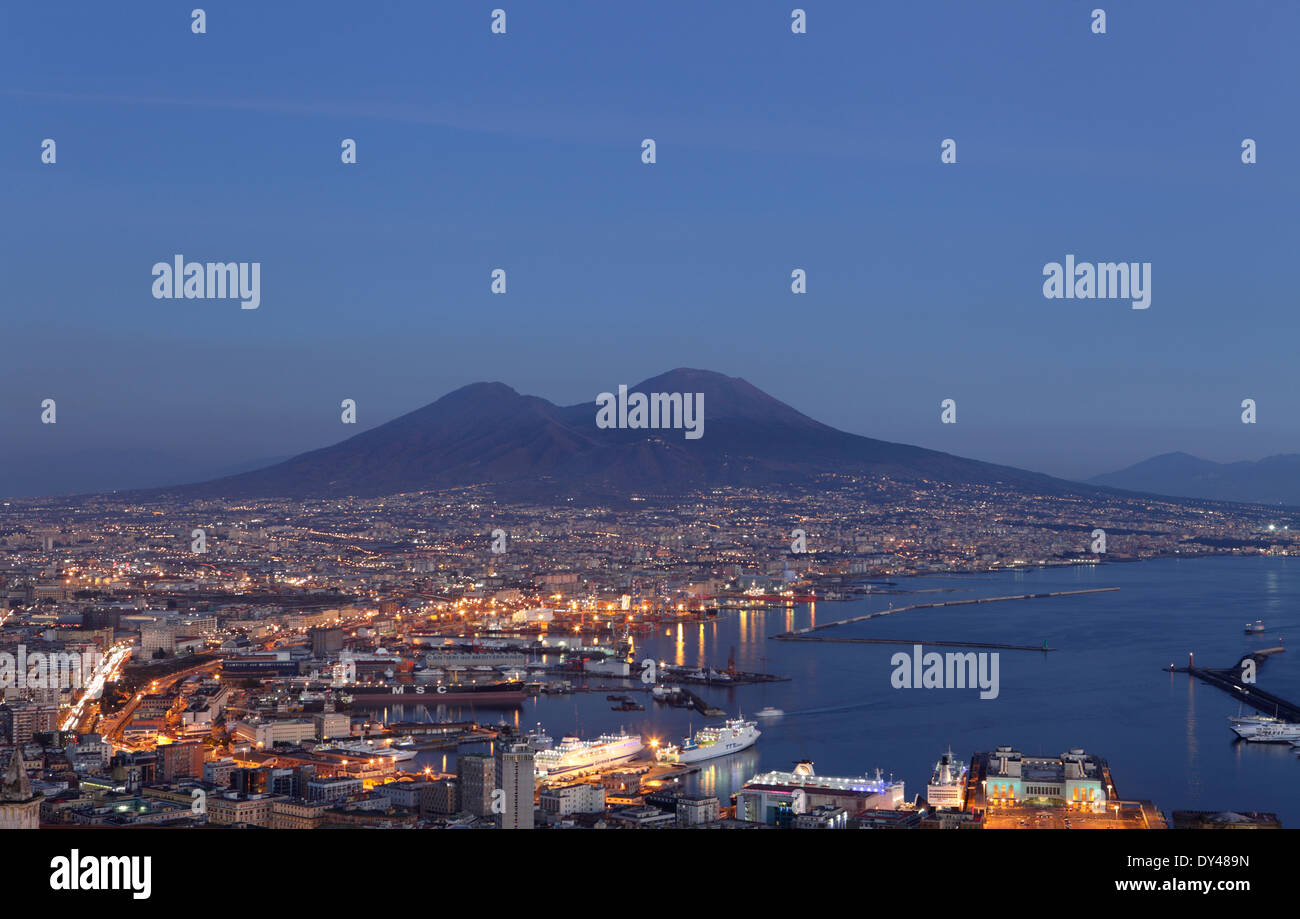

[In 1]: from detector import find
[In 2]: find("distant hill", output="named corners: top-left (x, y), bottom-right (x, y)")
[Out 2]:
top-left (144, 368), bottom-right (1097, 501)
top-left (1089, 452), bottom-right (1300, 506)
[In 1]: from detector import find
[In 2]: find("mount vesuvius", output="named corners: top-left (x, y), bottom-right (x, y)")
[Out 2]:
top-left (144, 369), bottom-right (1093, 501)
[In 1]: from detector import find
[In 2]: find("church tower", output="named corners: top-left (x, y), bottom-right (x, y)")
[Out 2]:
top-left (0, 750), bottom-right (41, 829)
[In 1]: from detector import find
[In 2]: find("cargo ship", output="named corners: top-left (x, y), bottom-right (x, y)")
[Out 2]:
top-left (531, 729), bottom-right (644, 778)
top-left (656, 717), bottom-right (760, 764)
top-left (338, 680), bottom-right (526, 705)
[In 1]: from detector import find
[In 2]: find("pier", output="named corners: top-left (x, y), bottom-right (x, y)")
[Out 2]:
top-left (1167, 649), bottom-right (1300, 721)
top-left (774, 587), bottom-right (1119, 637)
top-left (773, 636), bottom-right (1054, 652)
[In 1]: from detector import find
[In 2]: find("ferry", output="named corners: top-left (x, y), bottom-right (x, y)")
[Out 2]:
top-left (655, 717), bottom-right (760, 765)
top-left (532, 729), bottom-right (644, 778)
top-left (1229, 713), bottom-right (1300, 742)
top-left (925, 748), bottom-right (967, 809)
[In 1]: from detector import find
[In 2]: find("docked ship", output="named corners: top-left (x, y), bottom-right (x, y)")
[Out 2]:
top-left (531, 729), bottom-right (644, 778)
top-left (655, 717), bottom-right (760, 764)
top-left (925, 748), bottom-right (967, 809)
top-left (1228, 713), bottom-right (1300, 742)
top-left (337, 679), bottom-right (526, 705)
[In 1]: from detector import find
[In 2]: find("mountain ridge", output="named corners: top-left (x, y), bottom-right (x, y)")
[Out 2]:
top-left (139, 368), bottom-right (1099, 501)
top-left (1090, 451), bottom-right (1300, 507)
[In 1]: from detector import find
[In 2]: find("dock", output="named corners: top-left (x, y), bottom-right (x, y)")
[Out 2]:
top-left (1167, 649), bottom-right (1300, 721)
top-left (774, 587), bottom-right (1119, 637)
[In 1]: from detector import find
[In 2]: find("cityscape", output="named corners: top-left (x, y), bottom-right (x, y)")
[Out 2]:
top-left (1, 445), bottom-right (1296, 831)
top-left (2, 0), bottom-right (1294, 902)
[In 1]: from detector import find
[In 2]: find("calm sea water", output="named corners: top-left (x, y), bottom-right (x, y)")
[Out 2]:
top-left (384, 557), bottom-right (1300, 825)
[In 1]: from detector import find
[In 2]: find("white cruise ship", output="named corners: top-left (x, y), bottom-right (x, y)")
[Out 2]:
top-left (1229, 714), bottom-right (1300, 743)
top-left (656, 718), bottom-right (760, 765)
top-left (532, 729), bottom-right (644, 778)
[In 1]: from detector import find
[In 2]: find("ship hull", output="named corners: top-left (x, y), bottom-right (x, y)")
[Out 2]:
top-left (342, 682), bottom-right (526, 705)
top-left (537, 749), bottom-right (642, 777)
top-left (671, 733), bottom-right (759, 764)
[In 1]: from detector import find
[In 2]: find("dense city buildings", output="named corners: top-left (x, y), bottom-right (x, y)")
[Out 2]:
top-left (0, 480), bottom-right (1292, 832)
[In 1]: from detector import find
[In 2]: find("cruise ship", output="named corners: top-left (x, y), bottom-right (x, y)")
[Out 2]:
top-left (655, 717), bottom-right (760, 765)
top-left (1229, 713), bottom-right (1300, 743)
top-left (925, 748), bottom-right (967, 809)
top-left (531, 729), bottom-right (644, 778)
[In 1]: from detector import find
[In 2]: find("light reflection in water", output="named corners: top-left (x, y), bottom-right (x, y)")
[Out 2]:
top-left (1185, 673), bottom-right (1200, 800)
top-left (690, 749), bottom-right (762, 801)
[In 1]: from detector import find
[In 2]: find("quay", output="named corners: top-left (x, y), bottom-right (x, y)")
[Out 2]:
top-left (773, 636), bottom-right (1054, 652)
top-left (775, 587), bottom-right (1119, 637)
top-left (1167, 649), bottom-right (1300, 721)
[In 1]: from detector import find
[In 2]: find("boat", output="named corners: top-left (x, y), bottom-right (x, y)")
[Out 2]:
top-left (1245, 620), bottom-right (1265, 633)
top-left (925, 748), bottom-right (967, 809)
top-left (756, 706), bottom-right (784, 719)
top-left (1229, 713), bottom-right (1300, 742)
top-left (526, 724), bottom-right (553, 750)
top-left (532, 729), bottom-right (644, 778)
top-left (655, 717), bottom-right (760, 764)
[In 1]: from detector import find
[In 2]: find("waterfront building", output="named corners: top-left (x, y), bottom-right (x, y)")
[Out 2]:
top-left (981, 746), bottom-right (1109, 810)
top-left (736, 761), bottom-right (905, 827)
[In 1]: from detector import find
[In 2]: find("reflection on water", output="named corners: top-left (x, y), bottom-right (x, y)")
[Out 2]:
top-left (371, 559), bottom-right (1300, 823)
top-left (689, 749), bottom-right (761, 800)
top-left (1185, 673), bottom-right (1199, 801)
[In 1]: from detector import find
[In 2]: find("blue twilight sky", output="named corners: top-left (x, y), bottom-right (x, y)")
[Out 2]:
top-left (1, 1), bottom-right (1297, 496)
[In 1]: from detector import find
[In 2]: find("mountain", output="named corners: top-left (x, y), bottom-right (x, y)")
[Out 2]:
top-left (147, 368), bottom-right (1092, 501)
top-left (1089, 452), bottom-right (1300, 507)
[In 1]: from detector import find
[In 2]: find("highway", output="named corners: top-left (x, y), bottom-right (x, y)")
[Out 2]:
top-left (60, 642), bottom-right (133, 731)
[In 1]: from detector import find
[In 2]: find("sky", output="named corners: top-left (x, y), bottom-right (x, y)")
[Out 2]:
top-left (2, 1), bottom-right (1298, 496)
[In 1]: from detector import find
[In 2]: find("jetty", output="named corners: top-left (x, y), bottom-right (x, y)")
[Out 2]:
top-left (774, 587), bottom-right (1118, 637)
top-left (1167, 648), bottom-right (1300, 721)
top-left (773, 636), bottom-right (1054, 652)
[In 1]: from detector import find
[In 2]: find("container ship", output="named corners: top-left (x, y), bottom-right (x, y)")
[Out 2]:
top-left (337, 680), bottom-right (526, 705)
top-left (531, 729), bottom-right (644, 778)
top-left (655, 717), bottom-right (760, 764)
